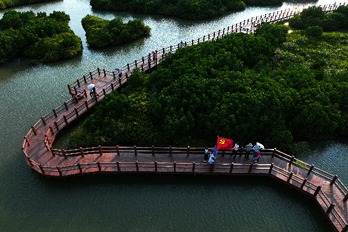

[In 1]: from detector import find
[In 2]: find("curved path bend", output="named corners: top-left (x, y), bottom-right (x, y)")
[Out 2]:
top-left (22, 3), bottom-right (348, 231)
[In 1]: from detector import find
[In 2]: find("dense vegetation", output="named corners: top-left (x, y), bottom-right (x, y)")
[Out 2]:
top-left (66, 7), bottom-right (348, 152)
top-left (0, 11), bottom-right (82, 64)
top-left (90, 0), bottom-right (317, 20)
top-left (81, 15), bottom-right (151, 48)
top-left (0, 0), bottom-right (55, 9)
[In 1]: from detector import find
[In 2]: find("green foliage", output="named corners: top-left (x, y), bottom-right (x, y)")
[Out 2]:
top-left (0, 10), bottom-right (82, 64)
top-left (0, 0), bottom-right (56, 9)
top-left (81, 15), bottom-right (151, 48)
top-left (303, 26), bottom-right (323, 38)
top-left (67, 24), bottom-right (348, 150)
top-left (289, 6), bottom-right (348, 31)
top-left (90, 0), bottom-right (247, 20)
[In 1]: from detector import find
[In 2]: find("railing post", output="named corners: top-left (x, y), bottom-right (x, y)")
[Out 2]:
top-left (49, 126), bottom-right (54, 135)
top-left (314, 186), bottom-right (321, 197)
top-left (97, 67), bottom-right (100, 75)
top-left (169, 146), bottom-right (172, 157)
top-left (54, 121), bottom-right (59, 131)
top-left (155, 161), bottom-right (158, 172)
top-left (326, 203), bottom-right (335, 214)
top-left (40, 116), bottom-right (47, 126)
top-left (174, 161), bottom-right (176, 173)
top-left (63, 115), bottom-right (68, 125)
top-left (287, 172), bottom-right (293, 183)
top-left (98, 145), bottom-right (102, 156)
top-left (97, 162), bottom-right (101, 172)
top-left (67, 84), bottom-right (72, 95)
top-left (152, 145), bottom-right (155, 156)
top-left (330, 175), bottom-right (338, 186)
top-left (192, 162), bottom-right (195, 173)
top-left (57, 166), bottom-right (62, 176)
top-left (300, 179), bottom-right (307, 189)
top-left (344, 193), bottom-right (348, 202)
top-left (24, 136), bottom-right (30, 147)
top-left (268, 163), bottom-right (274, 174)
top-left (136, 161), bottom-right (139, 172)
top-left (248, 163), bottom-right (253, 173)
top-left (103, 69), bottom-right (106, 77)
top-left (134, 145), bottom-right (137, 156)
top-left (307, 164), bottom-right (314, 176)
top-left (116, 145), bottom-right (120, 156)
top-left (39, 165), bottom-right (45, 174)
top-left (272, 148), bottom-right (276, 158)
top-left (77, 79), bottom-right (80, 87)
top-left (31, 126), bottom-right (37, 136)
top-left (80, 147), bottom-right (84, 157)
top-left (187, 146), bottom-right (190, 157)
top-left (289, 156), bottom-right (295, 167)
top-left (74, 108), bottom-right (79, 117)
top-left (62, 149), bottom-right (67, 159)
top-left (230, 162), bottom-right (234, 173)
top-left (64, 102), bottom-right (68, 111)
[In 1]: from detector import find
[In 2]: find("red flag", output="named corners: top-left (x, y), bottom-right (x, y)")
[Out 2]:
top-left (216, 136), bottom-right (233, 150)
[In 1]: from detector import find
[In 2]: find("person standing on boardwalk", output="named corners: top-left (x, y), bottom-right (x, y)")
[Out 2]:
top-left (245, 142), bottom-right (253, 160)
top-left (208, 152), bottom-right (215, 164)
top-left (232, 142), bottom-right (240, 159)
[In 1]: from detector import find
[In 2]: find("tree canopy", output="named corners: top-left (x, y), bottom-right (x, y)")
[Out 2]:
top-left (0, 10), bottom-right (82, 64)
top-left (81, 15), bottom-right (151, 48)
top-left (0, 0), bottom-right (56, 9)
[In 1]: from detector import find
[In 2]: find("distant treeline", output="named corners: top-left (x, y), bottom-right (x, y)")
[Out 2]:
top-left (82, 15), bottom-right (151, 48)
top-left (0, 11), bottom-right (82, 64)
top-left (0, 0), bottom-right (56, 9)
top-left (66, 6), bottom-right (348, 152)
top-left (90, 0), bottom-right (317, 20)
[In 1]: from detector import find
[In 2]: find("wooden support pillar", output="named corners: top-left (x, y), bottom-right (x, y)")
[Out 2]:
top-left (307, 165), bottom-right (314, 176)
top-left (77, 79), bottom-right (80, 87)
top-left (111, 83), bottom-right (114, 91)
top-left (152, 145), bottom-right (155, 156)
top-left (67, 84), bottom-right (72, 95)
top-left (136, 161), bottom-right (139, 172)
top-left (97, 162), bottom-right (101, 172)
top-left (192, 162), bottom-right (195, 173)
top-left (230, 162), bottom-right (234, 173)
top-left (127, 64), bottom-right (130, 71)
top-left (269, 163), bottom-right (274, 174)
top-left (314, 186), bottom-right (321, 197)
top-left (330, 175), bottom-right (338, 186)
top-left (103, 88), bottom-right (106, 95)
top-left (174, 161), bottom-right (176, 173)
top-left (90, 71), bottom-right (93, 80)
top-left (170, 45), bottom-right (172, 52)
top-left (192, 40), bottom-right (194, 45)
top-left (187, 146), bottom-right (190, 157)
top-left (301, 179), bottom-right (307, 189)
top-left (248, 163), bottom-right (253, 173)
top-left (287, 172), bottom-right (293, 183)
top-left (98, 145), bottom-right (102, 156)
top-left (78, 163), bottom-right (82, 173)
top-left (103, 69), bottom-right (106, 77)
top-left (97, 67), bottom-right (100, 75)
top-left (57, 166), bottom-right (62, 176)
top-left (85, 100), bottom-right (89, 110)
top-left (135, 60), bottom-right (137, 68)
top-left (63, 115), bottom-right (68, 125)
top-left (134, 145), bottom-right (137, 156)
top-left (155, 161), bottom-right (158, 172)
top-left (118, 77), bottom-right (122, 86)
top-left (112, 71), bottom-right (116, 79)
top-left (326, 203), bottom-right (335, 214)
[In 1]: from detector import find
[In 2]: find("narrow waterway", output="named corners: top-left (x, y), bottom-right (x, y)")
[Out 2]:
top-left (0, 0), bottom-right (347, 231)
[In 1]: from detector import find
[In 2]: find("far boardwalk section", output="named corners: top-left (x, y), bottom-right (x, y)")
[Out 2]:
top-left (22, 3), bottom-right (348, 232)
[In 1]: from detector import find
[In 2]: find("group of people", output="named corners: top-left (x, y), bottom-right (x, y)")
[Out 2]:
top-left (203, 142), bottom-right (264, 164)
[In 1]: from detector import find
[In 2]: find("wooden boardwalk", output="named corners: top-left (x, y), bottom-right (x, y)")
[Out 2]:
top-left (22, 3), bottom-right (348, 232)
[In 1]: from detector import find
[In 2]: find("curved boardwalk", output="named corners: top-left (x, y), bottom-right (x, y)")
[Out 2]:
top-left (22, 3), bottom-right (348, 232)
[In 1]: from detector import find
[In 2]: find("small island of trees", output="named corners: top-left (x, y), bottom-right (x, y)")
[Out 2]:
top-left (90, 0), bottom-right (317, 20)
top-left (81, 15), bottom-right (151, 48)
top-left (0, 0), bottom-right (56, 9)
top-left (66, 6), bottom-right (348, 153)
top-left (0, 10), bottom-right (82, 64)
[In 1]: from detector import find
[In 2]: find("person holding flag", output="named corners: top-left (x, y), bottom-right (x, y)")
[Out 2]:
top-left (216, 136), bottom-right (233, 151)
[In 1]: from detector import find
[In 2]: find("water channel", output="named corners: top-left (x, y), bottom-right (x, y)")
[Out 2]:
top-left (0, 0), bottom-right (347, 231)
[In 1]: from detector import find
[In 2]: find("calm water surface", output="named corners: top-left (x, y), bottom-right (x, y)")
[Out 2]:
top-left (0, 0), bottom-right (347, 231)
